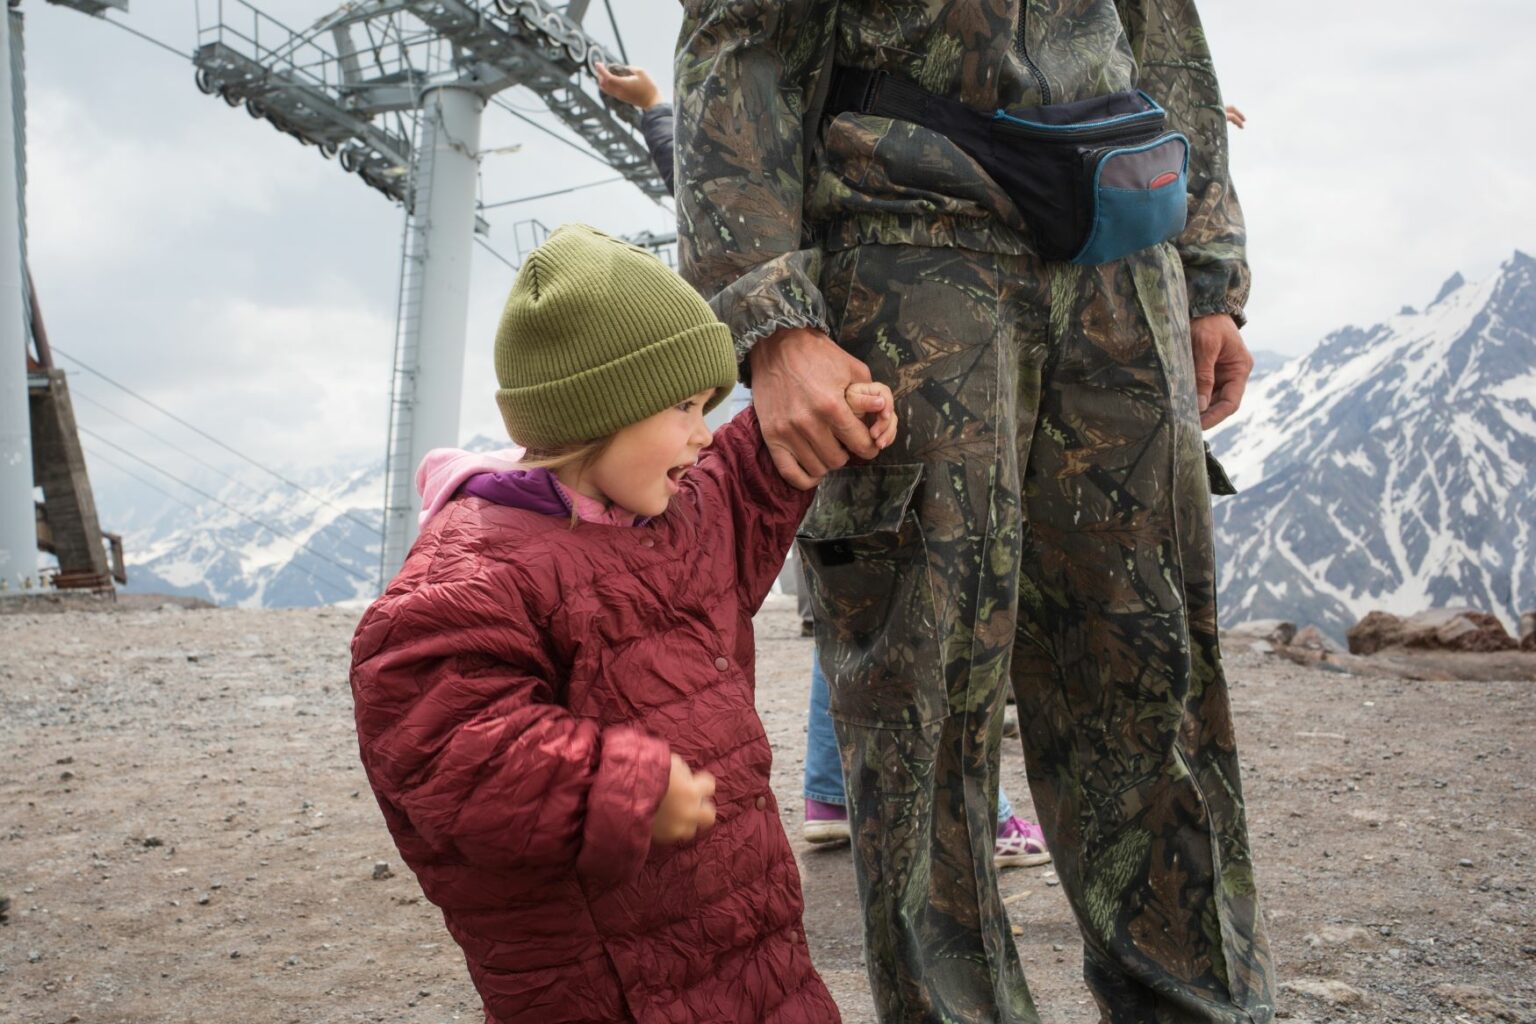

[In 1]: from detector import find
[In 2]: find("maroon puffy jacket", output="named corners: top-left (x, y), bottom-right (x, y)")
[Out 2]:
top-left (350, 410), bottom-right (839, 1024)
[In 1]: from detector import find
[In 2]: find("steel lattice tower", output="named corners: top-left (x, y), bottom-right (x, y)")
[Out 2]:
top-left (186, 0), bottom-right (667, 583)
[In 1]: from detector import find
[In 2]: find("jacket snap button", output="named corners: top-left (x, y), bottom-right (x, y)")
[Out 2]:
top-left (714, 656), bottom-right (729, 671)
top-left (755, 796), bottom-right (766, 810)
top-left (640, 537), bottom-right (654, 548)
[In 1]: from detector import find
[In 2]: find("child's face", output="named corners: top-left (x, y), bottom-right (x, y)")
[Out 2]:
top-left (581, 388), bottom-right (717, 517)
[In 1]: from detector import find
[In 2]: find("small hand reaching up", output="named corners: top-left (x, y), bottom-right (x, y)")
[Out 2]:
top-left (651, 754), bottom-right (717, 844)
top-left (845, 382), bottom-right (898, 453)
top-left (595, 62), bottom-right (663, 111)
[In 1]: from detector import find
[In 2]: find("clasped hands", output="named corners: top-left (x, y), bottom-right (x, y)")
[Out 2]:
top-left (749, 314), bottom-right (1250, 493)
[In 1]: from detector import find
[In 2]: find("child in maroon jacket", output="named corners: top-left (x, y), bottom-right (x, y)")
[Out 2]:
top-left (349, 225), bottom-right (894, 1024)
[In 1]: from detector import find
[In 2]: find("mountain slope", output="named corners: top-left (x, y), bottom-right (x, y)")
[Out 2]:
top-left (110, 262), bottom-right (1536, 632)
top-left (1208, 252), bottom-right (1536, 640)
top-left (113, 394), bottom-right (755, 608)
top-left (121, 458), bottom-right (388, 608)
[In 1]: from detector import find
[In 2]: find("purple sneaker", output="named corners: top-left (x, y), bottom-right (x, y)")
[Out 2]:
top-left (803, 798), bottom-right (851, 845)
top-left (995, 816), bottom-right (1051, 868)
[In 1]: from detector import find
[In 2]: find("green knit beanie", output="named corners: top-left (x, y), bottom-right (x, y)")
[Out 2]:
top-left (493, 224), bottom-right (738, 449)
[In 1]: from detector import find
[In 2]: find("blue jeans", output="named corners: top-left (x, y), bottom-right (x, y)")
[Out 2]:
top-left (804, 649), bottom-right (1015, 823)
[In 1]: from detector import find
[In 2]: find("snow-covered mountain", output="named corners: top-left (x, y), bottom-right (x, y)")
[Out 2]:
top-left (1208, 252), bottom-right (1536, 641)
top-left (1247, 348), bottom-right (1291, 381)
top-left (111, 390), bottom-right (758, 608)
top-left (112, 264), bottom-right (1535, 634)
top-left (120, 458), bottom-right (390, 609)
top-left (114, 432), bottom-right (510, 608)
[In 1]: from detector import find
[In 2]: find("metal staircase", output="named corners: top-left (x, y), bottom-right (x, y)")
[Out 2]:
top-left (377, 108), bottom-right (433, 583)
top-left (378, 117), bottom-right (431, 585)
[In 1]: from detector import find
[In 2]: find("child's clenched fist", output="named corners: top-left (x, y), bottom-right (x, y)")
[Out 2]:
top-left (651, 754), bottom-right (717, 844)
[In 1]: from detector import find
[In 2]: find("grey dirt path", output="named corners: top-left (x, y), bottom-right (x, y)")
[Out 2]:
top-left (1, 596), bottom-right (1532, 1024)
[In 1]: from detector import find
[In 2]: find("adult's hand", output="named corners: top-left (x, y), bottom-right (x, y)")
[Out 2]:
top-left (749, 326), bottom-right (880, 489)
top-left (1191, 313), bottom-right (1253, 430)
top-left (594, 62), bottom-right (662, 110)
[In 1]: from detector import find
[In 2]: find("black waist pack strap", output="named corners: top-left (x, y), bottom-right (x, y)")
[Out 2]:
top-left (825, 67), bottom-right (1188, 265)
top-left (829, 69), bottom-right (944, 124)
top-left (827, 67), bottom-right (988, 148)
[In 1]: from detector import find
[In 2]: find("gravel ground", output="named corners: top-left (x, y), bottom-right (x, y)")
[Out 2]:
top-left (1, 595), bottom-right (1532, 1024)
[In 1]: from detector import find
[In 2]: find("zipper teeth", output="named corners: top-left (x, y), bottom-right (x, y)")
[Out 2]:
top-left (995, 118), bottom-right (1162, 144)
top-left (1016, 5), bottom-right (1052, 105)
top-left (1090, 131), bottom-right (1180, 157)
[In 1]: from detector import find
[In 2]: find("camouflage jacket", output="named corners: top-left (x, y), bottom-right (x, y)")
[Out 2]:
top-left (675, 0), bottom-right (1250, 365)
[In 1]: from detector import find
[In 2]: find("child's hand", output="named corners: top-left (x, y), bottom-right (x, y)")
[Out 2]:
top-left (651, 754), bottom-right (717, 844)
top-left (595, 62), bottom-right (663, 111)
top-left (845, 382), bottom-right (899, 452)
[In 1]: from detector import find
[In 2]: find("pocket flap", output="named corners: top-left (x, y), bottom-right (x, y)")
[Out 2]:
top-left (1098, 135), bottom-right (1189, 190)
top-left (1204, 442), bottom-right (1238, 496)
top-left (797, 463), bottom-right (925, 542)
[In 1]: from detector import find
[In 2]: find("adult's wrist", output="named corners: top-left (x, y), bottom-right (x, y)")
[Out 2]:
top-left (739, 320), bottom-right (828, 387)
top-left (1191, 300), bottom-right (1247, 329)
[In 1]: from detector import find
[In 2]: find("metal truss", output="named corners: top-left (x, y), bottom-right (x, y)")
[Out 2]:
top-left (190, 0), bottom-right (666, 207)
top-left (43, 0), bottom-right (128, 16)
top-left (51, 0), bottom-right (676, 586)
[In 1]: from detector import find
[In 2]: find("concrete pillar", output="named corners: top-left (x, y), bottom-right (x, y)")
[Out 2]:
top-left (0, 9), bottom-right (36, 596)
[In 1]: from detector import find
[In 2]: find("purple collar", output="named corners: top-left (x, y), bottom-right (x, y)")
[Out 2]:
top-left (462, 467), bottom-right (571, 516)
top-left (461, 467), bottom-right (652, 526)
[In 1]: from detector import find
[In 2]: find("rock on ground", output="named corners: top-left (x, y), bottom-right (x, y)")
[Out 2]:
top-left (1282, 978), bottom-right (1370, 1008)
top-left (1349, 608), bottom-right (1519, 655)
top-left (1228, 619), bottom-right (1298, 646)
top-left (1431, 983), bottom-right (1523, 1021)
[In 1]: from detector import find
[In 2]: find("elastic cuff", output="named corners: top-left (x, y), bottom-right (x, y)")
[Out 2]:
top-left (1190, 296), bottom-right (1248, 329)
top-left (736, 314), bottom-right (832, 388)
top-left (576, 728), bottom-right (671, 888)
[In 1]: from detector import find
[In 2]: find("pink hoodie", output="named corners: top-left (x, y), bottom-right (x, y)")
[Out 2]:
top-left (415, 447), bottom-right (643, 528)
top-left (415, 447), bottom-right (525, 528)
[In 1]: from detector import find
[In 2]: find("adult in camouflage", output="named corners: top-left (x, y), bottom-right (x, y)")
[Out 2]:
top-left (674, 2), bottom-right (1275, 1023)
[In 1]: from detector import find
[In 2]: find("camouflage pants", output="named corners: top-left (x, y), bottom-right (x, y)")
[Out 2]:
top-left (797, 242), bottom-right (1274, 1024)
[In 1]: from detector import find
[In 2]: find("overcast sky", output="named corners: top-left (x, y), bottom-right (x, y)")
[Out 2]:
top-left (22, 0), bottom-right (1536, 518)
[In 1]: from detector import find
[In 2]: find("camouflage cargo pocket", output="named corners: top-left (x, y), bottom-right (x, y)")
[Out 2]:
top-left (796, 464), bottom-right (949, 729)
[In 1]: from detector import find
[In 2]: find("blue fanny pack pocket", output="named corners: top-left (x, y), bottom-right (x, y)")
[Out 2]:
top-left (983, 91), bottom-right (1189, 264)
top-left (824, 70), bottom-right (1190, 265)
top-left (1072, 134), bottom-right (1189, 265)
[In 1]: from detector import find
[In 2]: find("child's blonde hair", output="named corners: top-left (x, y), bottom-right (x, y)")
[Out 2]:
top-left (519, 434), bottom-right (618, 526)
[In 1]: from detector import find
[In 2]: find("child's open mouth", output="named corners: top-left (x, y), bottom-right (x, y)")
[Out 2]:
top-left (666, 466), bottom-right (688, 491)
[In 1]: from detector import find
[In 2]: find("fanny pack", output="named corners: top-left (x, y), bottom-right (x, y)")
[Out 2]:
top-left (826, 68), bottom-right (1189, 265)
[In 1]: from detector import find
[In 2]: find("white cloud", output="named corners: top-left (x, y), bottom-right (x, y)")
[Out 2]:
top-left (1205, 3), bottom-right (1536, 351)
top-left (170, 295), bottom-right (396, 461)
top-left (27, 88), bottom-right (321, 270)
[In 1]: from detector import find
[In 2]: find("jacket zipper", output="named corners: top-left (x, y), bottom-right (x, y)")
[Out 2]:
top-left (993, 115), bottom-right (1163, 145)
top-left (1015, 2), bottom-right (1053, 105)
